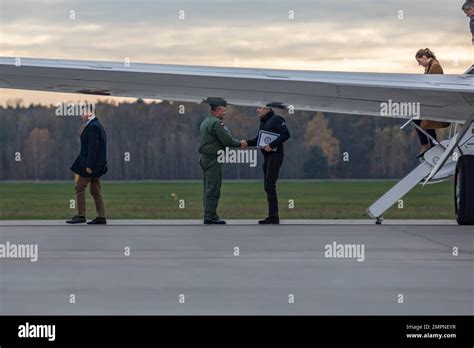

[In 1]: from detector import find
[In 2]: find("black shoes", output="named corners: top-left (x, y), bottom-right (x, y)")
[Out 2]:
top-left (66, 215), bottom-right (86, 224)
top-left (204, 217), bottom-right (280, 224)
top-left (204, 219), bottom-right (227, 225)
top-left (87, 217), bottom-right (107, 225)
top-left (66, 215), bottom-right (106, 224)
top-left (258, 217), bottom-right (280, 224)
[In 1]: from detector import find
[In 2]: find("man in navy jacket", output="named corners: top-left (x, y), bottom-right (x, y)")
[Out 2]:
top-left (67, 110), bottom-right (108, 225)
top-left (244, 103), bottom-right (291, 224)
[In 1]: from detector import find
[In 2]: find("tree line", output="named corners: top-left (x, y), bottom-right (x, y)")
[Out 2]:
top-left (0, 99), bottom-right (430, 180)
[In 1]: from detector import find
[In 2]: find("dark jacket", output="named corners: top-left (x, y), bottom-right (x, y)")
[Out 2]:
top-left (471, 17), bottom-right (474, 43)
top-left (247, 110), bottom-right (291, 154)
top-left (71, 117), bottom-right (107, 177)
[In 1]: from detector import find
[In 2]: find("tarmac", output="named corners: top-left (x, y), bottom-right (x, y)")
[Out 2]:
top-left (0, 220), bottom-right (472, 315)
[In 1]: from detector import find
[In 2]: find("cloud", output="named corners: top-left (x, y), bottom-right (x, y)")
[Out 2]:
top-left (0, 0), bottom-right (472, 105)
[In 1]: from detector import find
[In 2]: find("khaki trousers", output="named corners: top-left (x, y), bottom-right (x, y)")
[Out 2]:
top-left (75, 176), bottom-right (106, 218)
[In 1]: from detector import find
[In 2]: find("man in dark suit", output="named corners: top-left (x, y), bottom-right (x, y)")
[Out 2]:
top-left (242, 103), bottom-right (290, 224)
top-left (66, 110), bottom-right (108, 225)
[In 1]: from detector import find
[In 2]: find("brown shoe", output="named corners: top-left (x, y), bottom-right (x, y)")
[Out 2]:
top-left (416, 144), bottom-right (431, 158)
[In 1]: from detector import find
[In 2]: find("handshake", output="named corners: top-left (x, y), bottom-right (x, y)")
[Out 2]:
top-left (239, 139), bottom-right (272, 152)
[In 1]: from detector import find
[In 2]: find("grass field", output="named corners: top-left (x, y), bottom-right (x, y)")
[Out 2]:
top-left (0, 180), bottom-right (455, 220)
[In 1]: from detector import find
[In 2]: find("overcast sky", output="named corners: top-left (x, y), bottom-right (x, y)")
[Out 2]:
top-left (0, 0), bottom-right (472, 105)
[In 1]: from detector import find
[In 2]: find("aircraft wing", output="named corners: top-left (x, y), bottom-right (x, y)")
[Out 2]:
top-left (0, 57), bottom-right (473, 122)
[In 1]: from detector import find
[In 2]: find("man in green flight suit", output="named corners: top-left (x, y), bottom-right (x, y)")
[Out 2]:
top-left (199, 98), bottom-right (245, 224)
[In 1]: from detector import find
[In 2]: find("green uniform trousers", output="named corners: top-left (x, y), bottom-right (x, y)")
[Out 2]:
top-left (200, 156), bottom-right (223, 221)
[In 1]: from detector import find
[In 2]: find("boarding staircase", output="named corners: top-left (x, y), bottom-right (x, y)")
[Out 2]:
top-left (367, 121), bottom-right (474, 224)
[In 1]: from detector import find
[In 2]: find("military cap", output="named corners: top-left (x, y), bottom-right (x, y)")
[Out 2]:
top-left (203, 97), bottom-right (227, 108)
